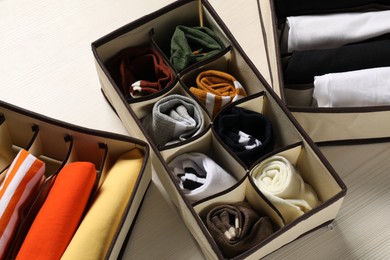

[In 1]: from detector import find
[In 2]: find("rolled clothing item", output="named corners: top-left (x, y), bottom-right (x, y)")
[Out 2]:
top-left (15, 162), bottom-right (96, 260)
top-left (286, 10), bottom-right (390, 52)
top-left (204, 202), bottom-right (274, 258)
top-left (0, 149), bottom-right (45, 258)
top-left (61, 148), bottom-right (144, 260)
top-left (313, 67), bottom-right (390, 107)
top-left (214, 107), bottom-right (275, 168)
top-left (168, 152), bottom-right (237, 203)
top-left (105, 46), bottom-right (174, 99)
top-left (170, 25), bottom-right (225, 71)
top-left (190, 70), bottom-right (247, 117)
top-left (274, 0), bottom-right (390, 19)
top-left (250, 155), bottom-right (319, 224)
top-left (142, 94), bottom-right (205, 147)
top-left (283, 38), bottom-right (390, 85)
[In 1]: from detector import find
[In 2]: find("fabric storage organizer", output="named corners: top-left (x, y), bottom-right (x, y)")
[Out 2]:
top-left (0, 101), bottom-right (150, 259)
top-left (91, 0), bottom-right (347, 259)
top-left (257, 0), bottom-right (390, 143)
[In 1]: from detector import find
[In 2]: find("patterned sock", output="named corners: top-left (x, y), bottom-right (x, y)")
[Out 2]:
top-left (170, 26), bottom-right (225, 71)
top-left (190, 70), bottom-right (247, 117)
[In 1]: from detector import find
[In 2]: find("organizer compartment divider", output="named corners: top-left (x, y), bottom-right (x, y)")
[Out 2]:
top-left (91, 0), bottom-right (347, 258)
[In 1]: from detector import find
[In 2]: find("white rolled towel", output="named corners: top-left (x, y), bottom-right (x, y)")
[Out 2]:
top-left (168, 152), bottom-right (237, 203)
top-left (250, 155), bottom-right (319, 224)
top-left (286, 10), bottom-right (390, 52)
top-left (313, 66), bottom-right (390, 107)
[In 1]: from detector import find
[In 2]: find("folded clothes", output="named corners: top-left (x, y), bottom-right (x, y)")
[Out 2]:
top-left (274, 0), bottom-right (390, 18)
top-left (190, 70), bottom-right (247, 117)
top-left (170, 25), bottom-right (225, 71)
top-left (0, 149), bottom-right (45, 258)
top-left (283, 38), bottom-right (390, 85)
top-left (313, 67), bottom-right (390, 107)
top-left (142, 94), bottom-right (205, 147)
top-left (16, 162), bottom-right (96, 260)
top-left (214, 107), bottom-right (275, 168)
top-left (62, 148), bottom-right (144, 260)
top-left (105, 46), bottom-right (174, 99)
top-left (250, 155), bottom-right (319, 224)
top-left (168, 152), bottom-right (237, 203)
top-left (286, 10), bottom-right (390, 52)
top-left (204, 201), bottom-right (274, 258)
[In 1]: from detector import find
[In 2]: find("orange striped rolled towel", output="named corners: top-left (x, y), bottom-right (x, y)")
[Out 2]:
top-left (189, 70), bottom-right (247, 117)
top-left (0, 149), bottom-right (45, 258)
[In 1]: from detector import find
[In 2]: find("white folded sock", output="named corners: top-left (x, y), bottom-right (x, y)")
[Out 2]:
top-left (250, 155), bottom-right (319, 224)
top-left (286, 10), bottom-right (390, 52)
top-left (313, 66), bottom-right (390, 107)
top-left (168, 152), bottom-right (237, 203)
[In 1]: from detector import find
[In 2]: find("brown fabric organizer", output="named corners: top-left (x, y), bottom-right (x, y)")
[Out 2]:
top-left (91, 0), bottom-right (347, 259)
top-left (0, 101), bottom-right (151, 260)
top-left (257, 0), bottom-right (390, 143)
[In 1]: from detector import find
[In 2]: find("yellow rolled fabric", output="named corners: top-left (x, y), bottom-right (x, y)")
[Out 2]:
top-left (61, 148), bottom-right (144, 260)
top-left (250, 155), bottom-right (319, 224)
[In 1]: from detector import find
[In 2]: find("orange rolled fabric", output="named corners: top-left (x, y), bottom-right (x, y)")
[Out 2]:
top-left (190, 70), bottom-right (247, 117)
top-left (16, 162), bottom-right (96, 260)
top-left (0, 149), bottom-right (45, 258)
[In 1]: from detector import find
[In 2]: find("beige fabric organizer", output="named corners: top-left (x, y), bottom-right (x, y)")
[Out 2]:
top-left (92, 0), bottom-right (346, 259)
top-left (257, 1), bottom-right (390, 143)
top-left (0, 101), bottom-right (151, 259)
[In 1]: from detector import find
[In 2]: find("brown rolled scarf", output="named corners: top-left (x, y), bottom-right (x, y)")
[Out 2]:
top-left (105, 47), bottom-right (174, 100)
top-left (204, 202), bottom-right (274, 258)
top-left (190, 70), bottom-right (247, 117)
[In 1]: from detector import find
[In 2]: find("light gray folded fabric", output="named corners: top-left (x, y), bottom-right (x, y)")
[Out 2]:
top-left (142, 94), bottom-right (205, 147)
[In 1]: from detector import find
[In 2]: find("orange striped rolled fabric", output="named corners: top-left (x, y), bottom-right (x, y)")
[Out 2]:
top-left (0, 149), bottom-right (45, 258)
top-left (15, 162), bottom-right (96, 260)
top-left (189, 70), bottom-right (247, 118)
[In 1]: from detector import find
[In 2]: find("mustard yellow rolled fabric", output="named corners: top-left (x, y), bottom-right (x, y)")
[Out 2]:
top-left (61, 148), bottom-right (144, 260)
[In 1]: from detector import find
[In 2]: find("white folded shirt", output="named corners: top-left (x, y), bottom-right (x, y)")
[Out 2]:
top-left (286, 10), bottom-right (390, 52)
top-left (313, 67), bottom-right (390, 107)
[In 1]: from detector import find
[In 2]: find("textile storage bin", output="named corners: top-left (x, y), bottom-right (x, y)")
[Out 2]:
top-left (0, 101), bottom-right (151, 260)
top-left (91, 0), bottom-right (347, 259)
top-left (257, 0), bottom-right (390, 143)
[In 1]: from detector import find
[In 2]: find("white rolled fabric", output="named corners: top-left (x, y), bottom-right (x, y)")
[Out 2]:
top-left (168, 152), bottom-right (237, 203)
top-left (250, 155), bottom-right (319, 224)
top-left (286, 10), bottom-right (390, 52)
top-left (313, 67), bottom-right (390, 107)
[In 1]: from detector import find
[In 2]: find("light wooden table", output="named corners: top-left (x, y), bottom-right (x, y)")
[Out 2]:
top-left (1, 0), bottom-right (389, 259)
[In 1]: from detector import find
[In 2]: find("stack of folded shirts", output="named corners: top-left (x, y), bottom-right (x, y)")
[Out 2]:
top-left (279, 7), bottom-right (390, 107)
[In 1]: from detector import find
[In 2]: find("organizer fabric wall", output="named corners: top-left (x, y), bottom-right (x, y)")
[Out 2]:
top-left (92, 0), bottom-right (347, 259)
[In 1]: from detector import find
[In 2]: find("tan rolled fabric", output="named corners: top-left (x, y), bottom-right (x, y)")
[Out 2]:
top-left (61, 148), bottom-right (144, 260)
top-left (250, 155), bottom-right (319, 224)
